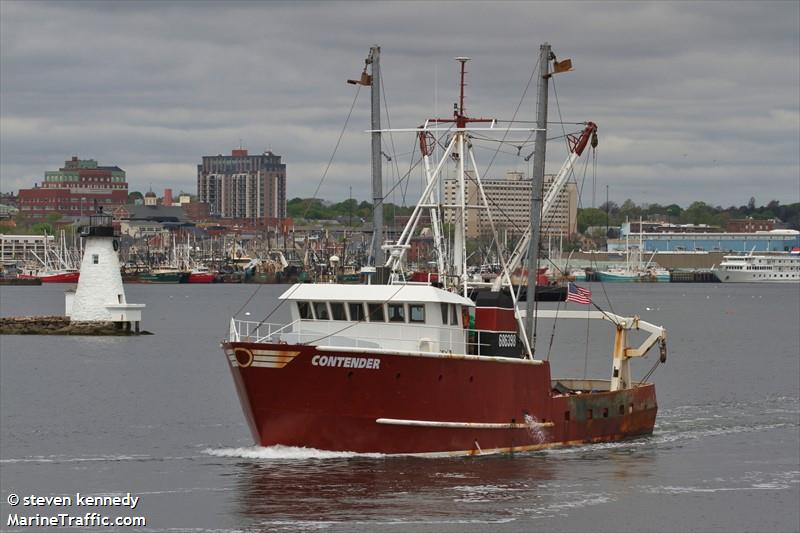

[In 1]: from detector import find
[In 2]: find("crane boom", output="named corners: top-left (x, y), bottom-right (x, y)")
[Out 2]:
top-left (494, 122), bottom-right (597, 291)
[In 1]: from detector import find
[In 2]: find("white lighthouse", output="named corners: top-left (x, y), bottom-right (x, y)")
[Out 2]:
top-left (65, 209), bottom-right (144, 332)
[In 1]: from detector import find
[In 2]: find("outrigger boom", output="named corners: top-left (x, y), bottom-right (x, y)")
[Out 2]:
top-left (518, 309), bottom-right (667, 392)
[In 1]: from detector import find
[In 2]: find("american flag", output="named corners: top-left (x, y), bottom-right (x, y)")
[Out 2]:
top-left (566, 282), bottom-right (592, 304)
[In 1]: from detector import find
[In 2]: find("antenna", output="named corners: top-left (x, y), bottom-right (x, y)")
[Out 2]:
top-left (455, 57), bottom-right (470, 121)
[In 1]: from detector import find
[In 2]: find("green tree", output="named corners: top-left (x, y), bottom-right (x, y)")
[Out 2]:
top-left (665, 204), bottom-right (682, 219)
top-left (619, 198), bottom-right (642, 220)
top-left (680, 201), bottom-right (721, 226)
top-left (577, 207), bottom-right (608, 233)
top-left (30, 222), bottom-right (54, 235)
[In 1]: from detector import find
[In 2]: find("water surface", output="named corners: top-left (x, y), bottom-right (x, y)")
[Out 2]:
top-left (1, 283), bottom-right (798, 531)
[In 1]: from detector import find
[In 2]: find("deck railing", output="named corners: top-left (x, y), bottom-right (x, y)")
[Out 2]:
top-left (228, 317), bottom-right (498, 354)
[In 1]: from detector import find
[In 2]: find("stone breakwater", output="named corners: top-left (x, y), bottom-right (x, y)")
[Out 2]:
top-left (0, 316), bottom-right (151, 336)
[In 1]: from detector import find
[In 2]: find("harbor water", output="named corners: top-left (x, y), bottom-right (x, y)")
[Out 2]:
top-left (1, 283), bottom-right (798, 532)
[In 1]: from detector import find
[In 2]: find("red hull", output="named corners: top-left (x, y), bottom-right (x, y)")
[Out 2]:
top-left (409, 271), bottom-right (439, 283)
top-left (188, 272), bottom-right (217, 283)
top-left (18, 271), bottom-right (80, 283)
top-left (222, 342), bottom-right (657, 455)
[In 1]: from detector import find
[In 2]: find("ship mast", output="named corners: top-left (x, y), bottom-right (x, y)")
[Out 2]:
top-left (452, 57), bottom-right (469, 293)
top-left (368, 46), bottom-right (383, 266)
top-left (524, 43), bottom-right (552, 350)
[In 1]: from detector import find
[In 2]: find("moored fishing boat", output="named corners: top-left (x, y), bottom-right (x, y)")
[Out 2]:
top-left (18, 269), bottom-right (80, 283)
top-left (137, 267), bottom-right (188, 283)
top-left (596, 265), bottom-right (669, 282)
top-left (188, 266), bottom-right (218, 283)
top-left (221, 45), bottom-right (668, 456)
top-left (0, 276), bottom-right (42, 286)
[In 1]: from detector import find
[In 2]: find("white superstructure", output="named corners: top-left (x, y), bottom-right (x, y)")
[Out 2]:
top-left (231, 283), bottom-right (474, 355)
top-left (712, 253), bottom-right (800, 283)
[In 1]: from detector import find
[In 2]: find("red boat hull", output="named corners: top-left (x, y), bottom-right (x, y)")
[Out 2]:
top-left (188, 272), bottom-right (217, 283)
top-left (18, 271), bottom-right (80, 283)
top-left (222, 342), bottom-right (657, 455)
top-left (409, 271), bottom-right (439, 283)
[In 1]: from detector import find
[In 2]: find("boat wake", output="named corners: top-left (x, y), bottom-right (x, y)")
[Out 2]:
top-left (539, 394), bottom-right (799, 456)
top-left (0, 453), bottom-right (155, 465)
top-left (642, 470), bottom-right (800, 495)
top-left (202, 445), bottom-right (385, 461)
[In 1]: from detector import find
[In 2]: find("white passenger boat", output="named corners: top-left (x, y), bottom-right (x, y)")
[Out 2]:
top-left (712, 251), bottom-right (800, 283)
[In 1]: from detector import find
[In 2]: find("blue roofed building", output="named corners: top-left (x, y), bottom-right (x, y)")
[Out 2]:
top-left (609, 228), bottom-right (800, 253)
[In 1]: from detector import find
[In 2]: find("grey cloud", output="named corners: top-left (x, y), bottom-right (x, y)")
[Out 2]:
top-left (1, 0), bottom-right (798, 208)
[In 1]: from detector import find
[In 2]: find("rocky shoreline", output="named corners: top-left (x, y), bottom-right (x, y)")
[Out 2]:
top-left (0, 316), bottom-right (152, 336)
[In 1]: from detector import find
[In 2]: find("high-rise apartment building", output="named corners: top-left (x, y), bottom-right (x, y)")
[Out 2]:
top-left (443, 171), bottom-right (577, 239)
top-left (197, 149), bottom-right (286, 222)
top-left (17, 156), bottom-right (128, 220)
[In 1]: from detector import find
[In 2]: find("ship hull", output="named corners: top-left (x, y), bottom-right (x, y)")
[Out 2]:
top-left (19, 271), bottom-right (80, 283)
top-left (596, 271), bottom-right (669, 282)
top-left (222, 341), bottom-right (657, 456)
top-left (711, 267), bottom-right (800, 283)
top-left (188, 271), bottom-right (217, 283)
top-left (136, 271), bottom-right (189, 283)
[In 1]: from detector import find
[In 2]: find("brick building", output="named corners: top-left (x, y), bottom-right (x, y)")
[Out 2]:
top-left (726, 218), bottom-right (775, 233)
top-left (197, 149), bottom-right (286, 222)
top-left (17, 156), bottom-right (128, 220)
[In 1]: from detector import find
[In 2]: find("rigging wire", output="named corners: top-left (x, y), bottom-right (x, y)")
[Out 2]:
top-left (470, 143), bottom-right (527, 158)
top-left (480, 59), bottom-right (539, 181)
top-left (380, 73), bottom-right (408, 206)
top-left (251, 282), bottom-right (305, 332)
top-left (638, 355), bottom-right (663, 386)
top-left (234, 86), bottom-right (362, 332)
top-left (232, 284), bottom-right (264, 319)
top-left (551, 76), bottom-right (617, 320)
top-left (302, 85), bottom-right (362, 220)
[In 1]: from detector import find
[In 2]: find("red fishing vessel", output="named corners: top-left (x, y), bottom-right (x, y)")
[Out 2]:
top-left (221, 45), bottom-right (668, 456)
top-left (18, 269), bottom-right (80, 283)
top-left (188, 267), bottom-right (217, 283)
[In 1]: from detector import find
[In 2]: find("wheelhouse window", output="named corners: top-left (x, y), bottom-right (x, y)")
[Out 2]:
top-left (92, 254), bottom-right (99, 264)
top-left (409, 304), bottom-right (425, 323)
top-left (313, 302), bottom-right (330, 320)
top-left (349, 302), bottom-right (366, 321)
top-left (388, 303), bottom-right (406, 322)
top-left (440, 303), bottom-right (448, 324)
top-left (330, 302), bottom-right (347, 321)
top-left (368, 303), bottom-right (385, 322)
top-left (297, 301), bottom-right (313, 319)
top-left (450, 304), bottom-right (458, 325)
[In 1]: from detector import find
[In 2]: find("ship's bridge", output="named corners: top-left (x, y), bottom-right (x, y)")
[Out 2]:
top-left (234, 283), bottom-right (475, 354)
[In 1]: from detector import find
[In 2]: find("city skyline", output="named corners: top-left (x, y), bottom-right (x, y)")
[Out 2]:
top-left (1, 1), bottom-right (798, 208)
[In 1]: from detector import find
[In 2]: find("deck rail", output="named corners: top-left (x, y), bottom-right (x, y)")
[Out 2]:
top-left (228, 317), bottom-right (505, 354)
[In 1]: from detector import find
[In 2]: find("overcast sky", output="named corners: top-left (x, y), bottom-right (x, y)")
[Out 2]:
top-left (1, 1), bottom-right (798, 209)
